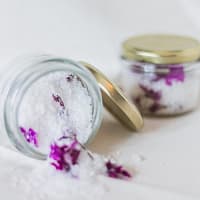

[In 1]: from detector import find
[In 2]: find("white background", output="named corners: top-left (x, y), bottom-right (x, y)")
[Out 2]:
top-left (1, 0), bottom-right (200, 199)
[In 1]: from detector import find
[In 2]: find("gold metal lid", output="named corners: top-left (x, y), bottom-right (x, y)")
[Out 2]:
top-left (80, 61), bottom-right (143, 131)
top-left (122, 34), bottom-right (200, 64)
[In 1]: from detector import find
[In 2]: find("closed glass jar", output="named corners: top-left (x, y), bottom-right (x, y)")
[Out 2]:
top-left (0, 55), bottom-right (103, 159)
top-left (119, 35), bottom-right (200, 116)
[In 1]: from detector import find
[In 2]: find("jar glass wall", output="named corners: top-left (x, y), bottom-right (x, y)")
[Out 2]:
top-left (0, 55), bottom-right (103, 160)
top-left (119, 60), bottom-right (200, 116)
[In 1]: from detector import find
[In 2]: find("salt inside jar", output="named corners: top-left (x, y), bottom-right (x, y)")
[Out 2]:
top-left (119, 34), bottom-right (200, 116)
top-left (18, 72), bottom-right (94, 154)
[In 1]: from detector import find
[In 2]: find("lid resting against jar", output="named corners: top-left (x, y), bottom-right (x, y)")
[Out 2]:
top-left (122, 34), bottom-right (200, 64)
top-left (80, 62), bottom-right (144, 131)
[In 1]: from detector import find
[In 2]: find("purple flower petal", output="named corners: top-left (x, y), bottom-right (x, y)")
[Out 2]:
top-left (51, 162), bottom-right (63, 170)
top-left (49, 137), bottom-right (81, 172)
top-left (70, 149), bottom-right (80, 165)
top-left (19, 127), bottom-right (38, 147)
top-left (19, 127), bottom-right (26, 134)
top-left (66, 74), bottom-right (75, 82)
top-left (154, 65), bottom-right (185, 86)
top-left (131, 64), bottom-right (144, 74)
top-left (149, 103), bottom-right (159, 113)
top-left (105, 160), bottom-right (132, 180)
top-left (139, 84), bottom-right (161, 101)
top-left (52, 94), bottom-right (65, 108)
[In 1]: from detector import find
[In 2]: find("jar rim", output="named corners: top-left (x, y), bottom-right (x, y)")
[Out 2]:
top-left (3, 56), bottom-right (103, 160)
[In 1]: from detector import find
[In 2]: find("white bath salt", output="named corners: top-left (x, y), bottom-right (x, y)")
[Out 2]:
top-left (0, 146), bottom-right (105, 199)
top-left (111, 150), bottom-right (146, 169)
top-left (11, 148), bottom-right (131, 200)
top-left (0, 145), bottom-right (132, 199)
top-left (120, 65), bottom-right (200, 115)
top-left (12, 162), bottom-right (107, 200)
top-left (18, 72), bottom-right (93, 154)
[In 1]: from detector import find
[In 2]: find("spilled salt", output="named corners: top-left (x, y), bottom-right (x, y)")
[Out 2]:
top-left (0, 146), bottom-right (106, 200)
top-left (0, 144), bottom-right (132, 200)
top-left (12, 162), bottom-right (107, 200)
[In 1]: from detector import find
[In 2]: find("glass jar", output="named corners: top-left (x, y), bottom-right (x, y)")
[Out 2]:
top-left (119, 34), bottom-right (200, 116)
top-left (0, 55), bottom-right (103, 159)
top-left (0, 55), bottom-right (143, 160)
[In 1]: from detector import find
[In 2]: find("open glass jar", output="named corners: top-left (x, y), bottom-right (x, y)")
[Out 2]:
top-left (0, 55), bottom-right (143, 160)
top-left (119, 34), bottom-right (200, 116)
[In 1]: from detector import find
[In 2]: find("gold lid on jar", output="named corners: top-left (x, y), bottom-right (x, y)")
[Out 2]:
top-left (80, 61), bottom-right (144, 131)
top-left (122, 34), bottom-right (200, 64)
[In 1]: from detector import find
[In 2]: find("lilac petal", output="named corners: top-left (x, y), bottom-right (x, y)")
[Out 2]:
top-left (131, 64), bottom-right (144, 74)
top-left (108, 171), bottom-right (118, 178)
top-left (19, 127), bottom-right (38, 147)
top-left (66, 74), bottom-right (75, 82)
top-left (51, 162), bottom-right (63, 170)
top-left (105, 160), bottom-right (113, 170)
top-left (134, 96), bottom-right (141, 105)
top-left (52, 94), bottom-right (65, 108)
top-left (149, 103), bottom-right (160, 113)
top-left (139, 84), bottom-right (161, 101)
top-left (19, 126), bottom-right (26, 134)
top-left (70, 149), bottom-right (80, 165)
top-left (49, 137), bottom-right (81, 172)
top-left (154, 65), bottom-right (185, 86)
top-left (149, 102), bottom-right (166, 113)
top-left (105, 160), bottom-right (132, 180)
top-left (121, 169), bottom-right (132, 178)
top-left (63, 162), bottom-right (71, 171)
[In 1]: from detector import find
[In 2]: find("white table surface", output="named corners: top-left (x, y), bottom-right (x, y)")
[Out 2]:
top-left (0, 0), bottom-right (200, 199)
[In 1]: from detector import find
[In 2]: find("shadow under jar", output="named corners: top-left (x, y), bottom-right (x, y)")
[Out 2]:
top-left (120, 34), bottom-right (200, 116)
